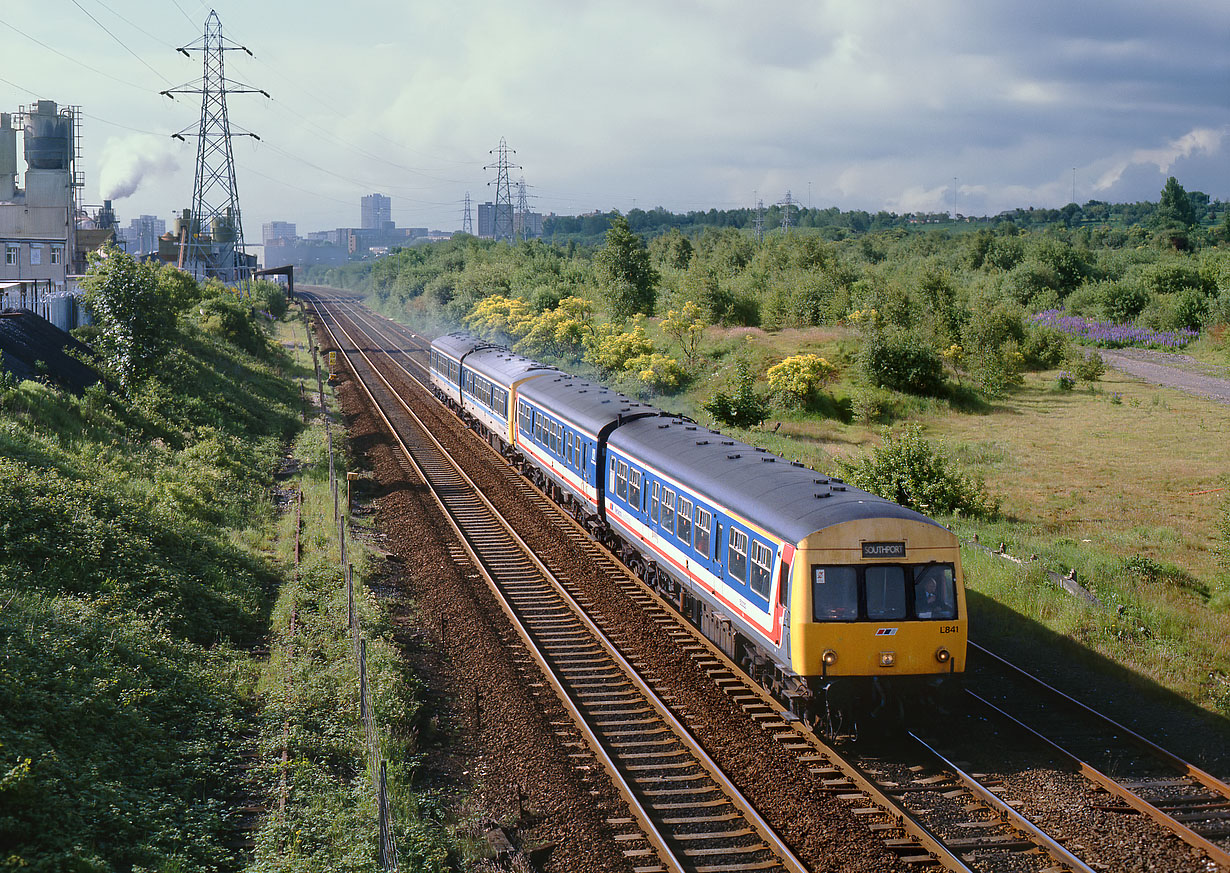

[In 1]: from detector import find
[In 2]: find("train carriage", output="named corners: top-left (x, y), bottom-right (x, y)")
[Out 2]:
top-left (460, 346), bottom-right (556, 450)
top-left (431, 332), bottom-right (966, 730)
top-left (606, 416), bottom-right (966, 724)
top-left (515, 373), bottom-right (660, 523)
top-left (429, 332), bottom-right (489, 409)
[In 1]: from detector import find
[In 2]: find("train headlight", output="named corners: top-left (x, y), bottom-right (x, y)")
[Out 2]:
top-left (879, 651), bottom-right (895, 668)
top-left (935, 647), bottom-right (951, 664)
top-left (821, 649), bottom-right (838, 666)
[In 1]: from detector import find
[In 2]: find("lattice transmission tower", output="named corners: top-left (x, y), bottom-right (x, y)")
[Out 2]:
top-left (162, 10), bottom-right (266, 282)
top-left (778, 190), bottom-right (795, 234)
top-left (514, 176), bottom-right (530, 241)
top-left (753, 197), bottom-right (765, 243)
top-left (462, 191), bottom-right (473, 235)
top-left (484, 137), bottom-right (519, 242)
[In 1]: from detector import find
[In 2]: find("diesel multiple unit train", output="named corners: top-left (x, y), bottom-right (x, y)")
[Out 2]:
top-left (430, 332), bottom-right (967, 731)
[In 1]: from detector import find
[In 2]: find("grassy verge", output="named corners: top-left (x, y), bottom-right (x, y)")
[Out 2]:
top-left (247, 316), bottom-right (454, 872)
top-left (0, 317), bottom-right (295, 871)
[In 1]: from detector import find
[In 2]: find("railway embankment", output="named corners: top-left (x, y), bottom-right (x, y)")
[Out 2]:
top-left (0, 265), bottom-right (459, 870)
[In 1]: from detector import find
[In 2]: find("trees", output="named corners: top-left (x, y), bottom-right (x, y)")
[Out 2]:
top-left (594, 216), bottom-right (658, 320)
top-left (80, 246), bottom-right (177, 388)
top-left (1155, 176), bottom-right (1197, 230)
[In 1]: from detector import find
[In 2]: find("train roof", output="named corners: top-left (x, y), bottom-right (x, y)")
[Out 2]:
top-left (465, 345), bottom-right (558, 385)
top-left (432, 331), bottom-right (491, 359)
top-left (607, 417), bottom-right (942, 544)
top-left (518, 371), bottom-right (662, 437)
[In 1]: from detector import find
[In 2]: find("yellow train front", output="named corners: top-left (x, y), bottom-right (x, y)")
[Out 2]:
top-left (790, 515), bottom-right (966, 732)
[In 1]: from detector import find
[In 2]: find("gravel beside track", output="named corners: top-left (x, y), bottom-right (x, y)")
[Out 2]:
top-left (320, 308), bottom-right (910, 872)
top-left (316, 295), bottom-right (1230, 873)
top-left (335, 375), bottom-right (636, 873)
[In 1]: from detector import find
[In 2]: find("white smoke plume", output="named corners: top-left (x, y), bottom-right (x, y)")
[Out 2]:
top-left (98, 134), bottom-right (180, 201)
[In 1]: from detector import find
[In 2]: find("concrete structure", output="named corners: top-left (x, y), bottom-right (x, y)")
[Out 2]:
top-left (0, 102), bottom-right (79, 290)
top-left (477, 201), bottom-right (540, 239)
top-left (119, 214), bottom-right (166, 257)
top-left (360, 193), bottom-right (391, 230)
top-left (262, 220), bottom-right (296, 246)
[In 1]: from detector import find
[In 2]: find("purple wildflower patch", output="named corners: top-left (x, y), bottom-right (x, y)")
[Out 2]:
top-left (1031, 310), bottom-right (1198, 349)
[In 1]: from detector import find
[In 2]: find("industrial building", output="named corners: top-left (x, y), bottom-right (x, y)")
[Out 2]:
top-left (1, 101), bottom-right (81, 291)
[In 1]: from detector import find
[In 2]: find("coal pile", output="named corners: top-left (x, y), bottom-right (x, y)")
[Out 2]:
top-left (0, 309), bottom-right (102, 393)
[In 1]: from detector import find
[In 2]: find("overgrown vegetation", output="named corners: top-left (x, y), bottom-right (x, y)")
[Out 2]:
top-left (303, 175), bottom-right (1230, 723)
top-left (0, 253), bottom-right (455, 870)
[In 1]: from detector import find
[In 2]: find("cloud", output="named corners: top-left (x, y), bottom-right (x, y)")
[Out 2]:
top-left (97, 135), bottom-right (180, 201)
top-left (1094, 127), bottom-right (1227, 191)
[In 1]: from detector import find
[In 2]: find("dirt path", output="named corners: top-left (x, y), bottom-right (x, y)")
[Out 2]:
top-left (1098, 348), bottom-right (1230, 405)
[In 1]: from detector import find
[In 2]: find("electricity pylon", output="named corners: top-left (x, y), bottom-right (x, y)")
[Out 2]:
top-left (462, 191), bottom-right (473, 235)
top-left (484, 138), bottom-right (519, 242)
top-left (162, 10), bottom-right (267, 282)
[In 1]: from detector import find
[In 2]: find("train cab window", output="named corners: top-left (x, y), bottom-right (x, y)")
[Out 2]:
top-left (651, 482), bottom-right (660, 524)
top-left (617, 461), bottom-right (628, 499)
top-left (628, 469), bottom-right (642, 509)
top-left (914, 564), bottom-right (957, 619)
top-left (812, 567), bottom-right (858, 620)
top-left (866, 565), bottom-right (907, 620)
top-left (749, 540), bottom-right (772, 598)
top-left (677, 497), bottom-right (693, 545)
top-left (728, 528), bottom-right (748, 583)
top-left (661, 488), bottom-right (676, 531)
top-left (694, 507), bottom-right (711, 557)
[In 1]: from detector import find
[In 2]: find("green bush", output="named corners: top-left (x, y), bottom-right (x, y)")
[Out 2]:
top-left (1067, 349), bottom-right (1106, 382)
top-left (838, 423), bottom-right (998, 519)
top-left (858, 330), bottom-right (946, 396)
top-left (703, 361), bottom-right (769, 427)
top-left (198, 296), bottom-right (268, 357)
top-left (1021, 325), bottom-right (1069, 369)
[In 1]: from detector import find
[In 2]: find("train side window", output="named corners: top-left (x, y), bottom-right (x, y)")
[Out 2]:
top-left (617, 461), bottom-right (628, 499)
top-left (661, 487), bottom-right (676, 531)
top-left (694, 506), bottom-right (711, 557)
top-left (866, 565), bottom-right (907, 620)
top-left (749, 540), bottom-right (772, 597)
top-left (728, 528), bottom-right (748, 584)
top-left (651, 482), bottom-right (660, 524)
top-left (677, 497), bottom-right (693, 545)
top-left (566, 433), bottom-right (573, 465)
top-left (628, 468), bottom-right (642, 509)
top-left (913, 564), bottom-right (957, 619)
top-left (813, 566), bottom-right (858, 620)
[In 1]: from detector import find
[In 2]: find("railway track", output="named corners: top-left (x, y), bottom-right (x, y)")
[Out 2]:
top-left (303, 289), bottom-right (1228, 873)
top-left (308, 294), bottom-right (807, 873)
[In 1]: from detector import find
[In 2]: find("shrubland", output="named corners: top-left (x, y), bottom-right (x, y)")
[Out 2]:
top-left (307, 177), bottom-right (1230, 721)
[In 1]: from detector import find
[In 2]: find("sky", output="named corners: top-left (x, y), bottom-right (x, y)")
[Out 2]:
top-left (3, 0), bottom-right (1229, 245)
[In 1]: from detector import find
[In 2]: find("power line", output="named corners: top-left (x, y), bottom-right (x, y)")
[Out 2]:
top-left (69, 0), bottom-right (174, 86)
top-left (0, 18), bottom-right (150, 92)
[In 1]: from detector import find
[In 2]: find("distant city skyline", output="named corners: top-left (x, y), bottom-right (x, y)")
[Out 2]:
top-left (3, 1), bottom-right (1227, 239)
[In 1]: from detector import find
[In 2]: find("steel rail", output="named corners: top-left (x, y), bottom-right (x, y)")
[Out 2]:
top-left (970, 642), bottom-right (1230, 798)
top-left (907, 733), bottom-right (1099, 873)
top-left (966, 690), bottom-right (1230, 868)
top-left (307, 295), bottom-right (809, 873)
top-left (308, 290), bottom-right (1123, 873)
